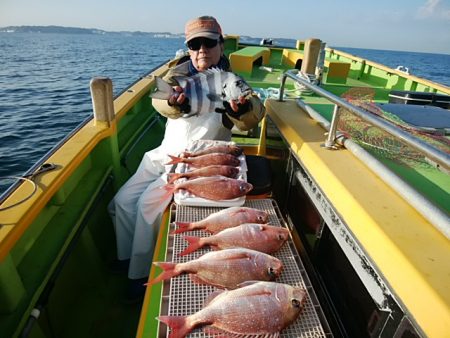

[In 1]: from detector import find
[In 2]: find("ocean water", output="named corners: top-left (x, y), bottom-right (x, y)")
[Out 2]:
top-left (0, 33), bottom-right (449, 195)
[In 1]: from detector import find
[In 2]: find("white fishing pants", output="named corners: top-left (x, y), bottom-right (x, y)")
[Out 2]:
top-left (108, 147), bottom-right (172, 279)
top-left (109, 111), bottom-right (231, 280)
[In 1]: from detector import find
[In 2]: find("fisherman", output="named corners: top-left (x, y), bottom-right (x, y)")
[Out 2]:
top-left (108, 15), bottom-right (265, 302)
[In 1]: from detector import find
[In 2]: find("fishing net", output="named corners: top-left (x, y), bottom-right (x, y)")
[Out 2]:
top-left (337, 87), bottom-right (450, 169)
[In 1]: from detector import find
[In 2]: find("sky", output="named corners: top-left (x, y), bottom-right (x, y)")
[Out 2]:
top-left (1, 0), bottom-right (449, 54)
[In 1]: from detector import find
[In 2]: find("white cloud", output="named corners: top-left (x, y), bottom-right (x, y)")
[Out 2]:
top-left (417, 0), bottom-right (450, 20)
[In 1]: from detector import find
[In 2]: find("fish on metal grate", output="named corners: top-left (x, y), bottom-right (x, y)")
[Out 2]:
top-left (161, 176), bottom-right (252, 201)
top-left (166, 153), bottom-right (241, 167)
top-left (172, 206), bottom-right (269, 234)
top-left (181, 144), bottom-right (243, 158)
top-left (150, 68), bottom-right (252, 117)
top-left (158, 281), bottom-right (306, 338)
top-left (148, 248), bottom-right (283, 289)
top-left (179, 223), bottom-right (290, 256)
top-left (167, 164), bottom-right (239, 184)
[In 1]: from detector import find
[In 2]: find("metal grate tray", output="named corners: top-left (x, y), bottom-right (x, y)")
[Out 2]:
top-left (156, 199), bottom-right (330, 338)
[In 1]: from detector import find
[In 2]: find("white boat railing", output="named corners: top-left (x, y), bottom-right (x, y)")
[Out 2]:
top-left (278, 69), bottom-right (450, 172)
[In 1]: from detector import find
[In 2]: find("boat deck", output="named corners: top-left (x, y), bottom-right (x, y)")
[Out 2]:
top-left (238, 45), bottom-right (450, 214)
top-left (1, 39), bottom-right (448, 338)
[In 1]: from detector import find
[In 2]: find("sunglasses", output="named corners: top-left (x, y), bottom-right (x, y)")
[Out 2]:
top-left (187, 37), bottom-right (219, 51)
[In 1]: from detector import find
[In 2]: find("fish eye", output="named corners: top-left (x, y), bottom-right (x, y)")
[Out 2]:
top-left (278, 234), bottom-right (285, 240)
top-left (235, 80), bottom-right (242, 87)
top-left (268, 267), bottom-right (276, 277)
top-left (291, 299), bottom-right (301, 308)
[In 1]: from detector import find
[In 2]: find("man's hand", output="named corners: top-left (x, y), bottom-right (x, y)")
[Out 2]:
top-left (229, 96), bottom-right (248, 112)
top-left (168, 86), bottom-right (190, 114)
top-left (168, 86), bottom-right (186, 105)
top-left (215, 96), bottom-right (251, 118)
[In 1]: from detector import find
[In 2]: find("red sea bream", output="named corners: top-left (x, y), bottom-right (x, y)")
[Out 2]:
top-left (162, 176), bottom-right (252, 201)
top-left (148, 248), bottom-right (283, 289)
top-left (166, 153), bottom-right (241, 167)
top-left (179, 223), bottom-right (290, 256)
top-left (158, 281), bottom-right (307, 338)
top-left (181, 144), bottom-right (243, 157)
top-left (173, 206), bottom-right (269, 234)
top-left (167, 164), bottom-right (239, 184)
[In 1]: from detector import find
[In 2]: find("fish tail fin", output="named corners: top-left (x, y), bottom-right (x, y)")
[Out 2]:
top-left (157, 315), bottom-right (191, 338)
top-left (179, 236), bottom-right (203, 256)
top-left (166, 155), bottom-right (183, 165)
top-left (167, 173), bottom-right (182, 184)
top-left (171, 221), bottom-right (193, 234)
top-left (149, 77), bottom-right (173, 100)
top-left (159, 183), bottom-right (176, 203)
top-left (146, 262), bottom-right (179, 285)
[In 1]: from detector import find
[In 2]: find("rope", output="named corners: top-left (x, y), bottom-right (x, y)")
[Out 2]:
top-left (293, 71), bottom-right (318, 95)
top-left (395, 65), bottom-right (410, 75)
top-left (254, 87), bottom-right (302, 100)
top-left (0, 163), bottom-right (57, 211)
top-left (0, 176), bottom-right (37, 211)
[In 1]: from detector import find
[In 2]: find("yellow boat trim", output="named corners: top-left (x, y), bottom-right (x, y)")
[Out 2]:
top-left (136, 207), bottom-right (171, 338)
top-left (0, 121), bottom-right (114, 261)
top-left (0, 68), bottom-right (165, 261)
top-left (266, 99), bottom-right (450, 337)
top-left (329, 48), bottom-right (450, 94)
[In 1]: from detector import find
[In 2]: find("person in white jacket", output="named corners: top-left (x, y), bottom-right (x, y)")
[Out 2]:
top-left (108, 15), bottom-right (265, 301)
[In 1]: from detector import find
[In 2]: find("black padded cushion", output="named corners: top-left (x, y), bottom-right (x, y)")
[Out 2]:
top-left (245, 155), bottom-right (272, 195)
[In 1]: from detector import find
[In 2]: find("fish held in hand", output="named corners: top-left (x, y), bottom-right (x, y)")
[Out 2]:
top-left (158, 281), bottom-right (307, 338)
top-left (166, 153), bottom-right (240, 167)
top-left (179, 223), bottom-right (290, 256)
top-left (162, 176), bottom-right (252, 201)
top-left (167, 165), bottom-right (239, 184)
top-left (150, 68), bottom-right (252, 117)
top-left (181, 144), bottom-right (243, 157)
top-left (148, 248), bottom-right (283, 289)
top-left (173, 206), bottom-right (269, 234)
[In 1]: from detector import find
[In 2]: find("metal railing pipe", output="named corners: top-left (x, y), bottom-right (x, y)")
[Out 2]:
top-left (295, 99), bottom-right (450, 239)
top-left (279, 70), bottom-right (450, 171)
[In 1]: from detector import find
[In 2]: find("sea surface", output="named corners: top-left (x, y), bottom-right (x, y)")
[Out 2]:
top-left (1, 33), bottom-right (449, 195)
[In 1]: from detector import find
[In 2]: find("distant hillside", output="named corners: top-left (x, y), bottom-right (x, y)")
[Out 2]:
top-left (0, 25), bottom-right (184, 38)
top-left (0, 25), bottom-right (296, 46)
top-left (0, 25), bottom-right (103, 34)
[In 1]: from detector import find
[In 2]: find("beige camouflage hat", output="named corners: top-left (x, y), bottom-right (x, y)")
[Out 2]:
top-left (185, 16), bottom-right (222, 42)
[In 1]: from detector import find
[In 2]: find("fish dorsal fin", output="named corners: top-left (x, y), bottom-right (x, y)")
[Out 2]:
top-left (206, 93), bottom-right (222, 102)
top-left (149, 77), bottom-right (174, 100)
top-left (236, 280), bottom-right (261, 288)
top-left (221, 251), bottom-right (253, 261)
top-left (236, 281), bottom-right (273, 297)
top-left (172, 75), bottom-right (188, 88)
top-left (204, 67), bottom-right (224, 76)
top-left (203, 289), bottom-right (227, 307)
top-left (199, 249), bottom-right (252, 262)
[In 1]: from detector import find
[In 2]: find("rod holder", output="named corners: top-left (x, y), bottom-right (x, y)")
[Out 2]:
top-left (90, 77), bottom-right (115, 125)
